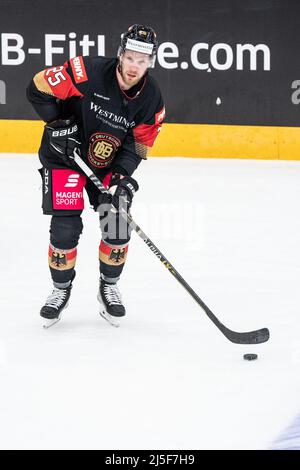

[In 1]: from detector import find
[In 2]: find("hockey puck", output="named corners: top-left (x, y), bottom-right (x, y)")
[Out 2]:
top-left (243, 353), bottom-right (258, 361)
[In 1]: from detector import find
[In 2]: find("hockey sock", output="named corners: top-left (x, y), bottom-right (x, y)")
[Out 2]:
top-left (99, 240), bottom-right (129, 282)
top-left (48, 244), bottom-right (77, 285)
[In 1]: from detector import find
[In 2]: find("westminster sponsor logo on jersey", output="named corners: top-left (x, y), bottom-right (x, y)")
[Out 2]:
top-left (90, 102), bottom-right (135, 129)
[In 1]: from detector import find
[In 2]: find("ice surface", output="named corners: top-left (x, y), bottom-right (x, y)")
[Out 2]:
top-left (0, 154), bottom-right (300, 450)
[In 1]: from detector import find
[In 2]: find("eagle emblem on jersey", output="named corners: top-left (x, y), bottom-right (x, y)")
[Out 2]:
top-left (88, 132), bottom-right (121, 168)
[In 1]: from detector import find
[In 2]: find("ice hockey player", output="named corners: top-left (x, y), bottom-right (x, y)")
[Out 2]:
top-left (26, 24), bottom-right (165, 326)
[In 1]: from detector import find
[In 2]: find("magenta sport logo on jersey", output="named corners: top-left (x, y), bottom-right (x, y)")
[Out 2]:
top-left (88, 132), bottom-right (121, 168)
top-left (52, 169), bottom-right (86, 210)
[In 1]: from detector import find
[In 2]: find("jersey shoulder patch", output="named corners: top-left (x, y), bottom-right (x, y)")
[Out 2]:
top-left (70, 56), bottom-right (88, 84)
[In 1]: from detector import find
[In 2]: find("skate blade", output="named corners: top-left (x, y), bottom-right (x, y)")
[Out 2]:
top-left (42, 316), bottom-right (61, 329)
top-left (97, 293), bottom-right (122, 328)
top-left (41, 302), bottom-right (69, 329)
top-left (99, 309), bottom-right (121, 328)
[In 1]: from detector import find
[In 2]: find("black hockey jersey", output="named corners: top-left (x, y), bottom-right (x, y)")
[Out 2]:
top-left (27, 56), bottom-right (165, 177)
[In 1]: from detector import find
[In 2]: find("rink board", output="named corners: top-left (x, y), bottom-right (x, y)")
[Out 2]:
top-left (0, 119), bottom-right (300, 160)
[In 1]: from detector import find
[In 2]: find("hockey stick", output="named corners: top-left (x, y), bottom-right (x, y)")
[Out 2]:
top-left (73, 149), bottom-right (269, 344)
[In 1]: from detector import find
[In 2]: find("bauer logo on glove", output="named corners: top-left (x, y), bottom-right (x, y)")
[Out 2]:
top-left (45, 117), bottom-right (81, 164)
top-left (51, 124), bottom-right (78, 138)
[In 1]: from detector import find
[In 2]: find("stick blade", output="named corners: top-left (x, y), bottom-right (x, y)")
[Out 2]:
top-left (224, 327), bottom-right (270, 344)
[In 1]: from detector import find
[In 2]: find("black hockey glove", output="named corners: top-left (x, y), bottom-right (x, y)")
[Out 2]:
top-left (45, 117), bottom-right (81, 166)
top-left (111, 174), bottom-right (139, 210)
top-left (98, 174), bottom-right (139, 211)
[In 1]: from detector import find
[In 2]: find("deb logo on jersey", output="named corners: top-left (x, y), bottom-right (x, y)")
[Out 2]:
top-left (88, 132), bottom-right (121, 168)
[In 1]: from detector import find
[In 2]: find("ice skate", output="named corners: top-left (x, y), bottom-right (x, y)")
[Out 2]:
top-left (40, 283), bottom-right (73, 329)
top-left (97, 277), bottom-right (125, 328)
